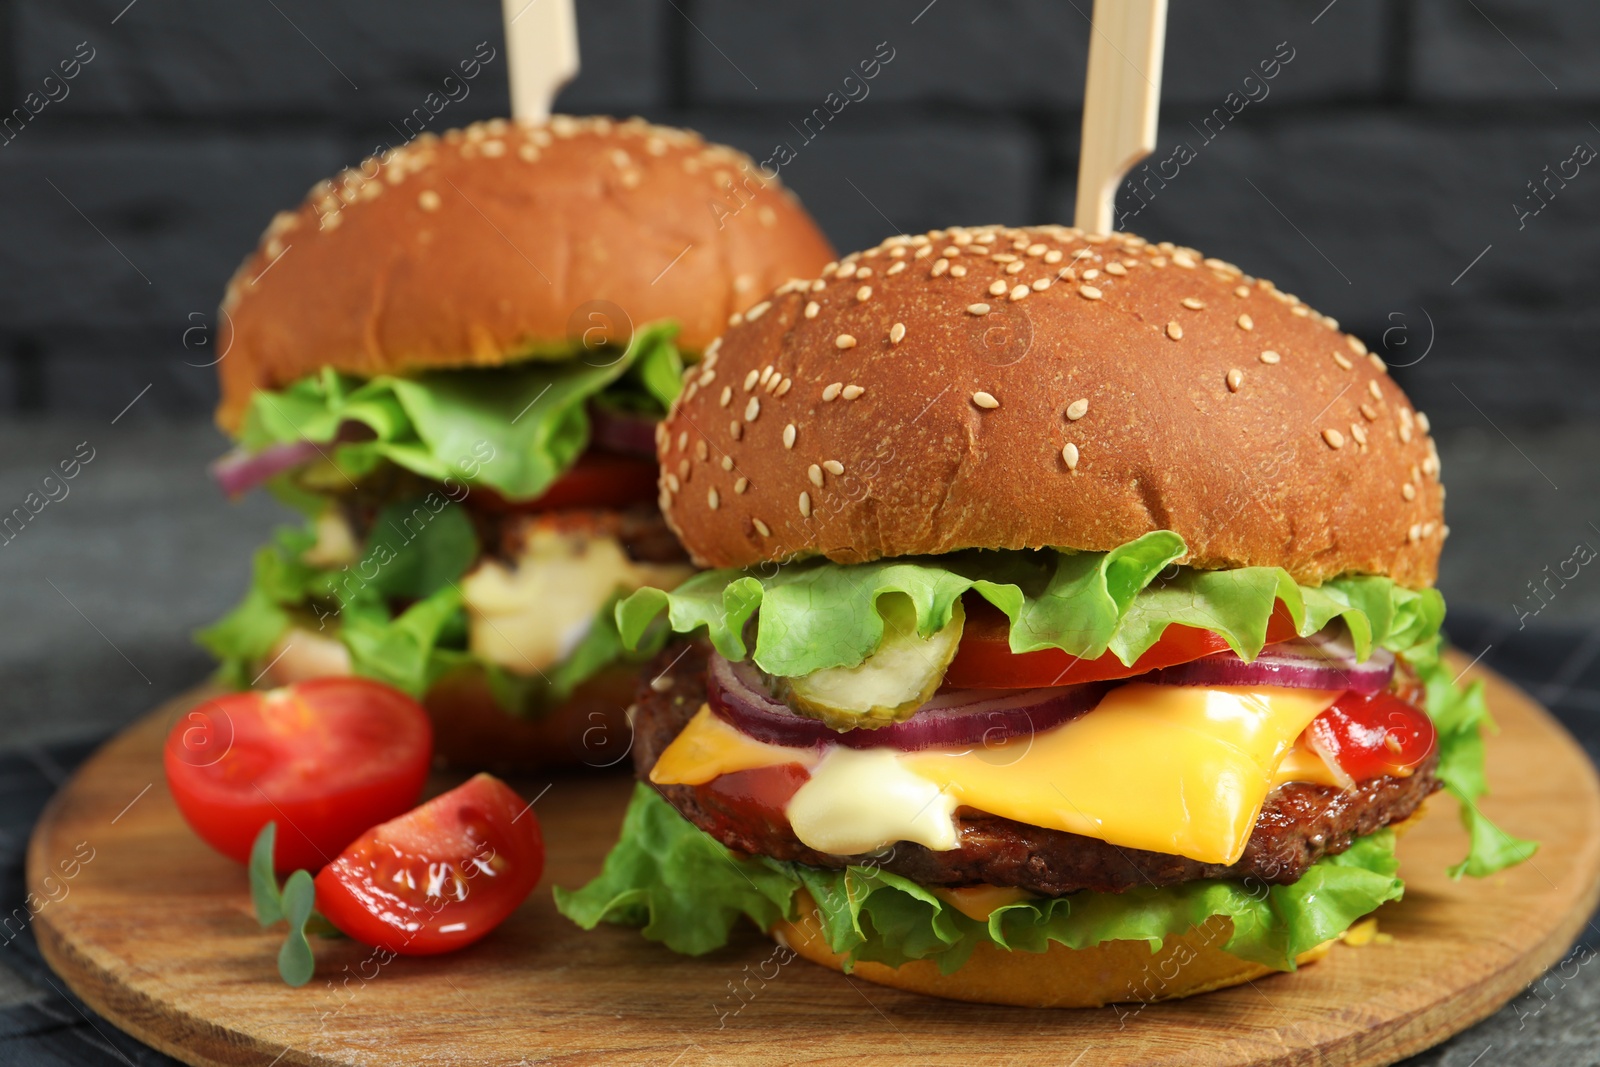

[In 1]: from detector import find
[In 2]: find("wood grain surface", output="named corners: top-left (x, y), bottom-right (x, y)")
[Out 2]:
top-left (28, 656), bottom-right (1600, 1067)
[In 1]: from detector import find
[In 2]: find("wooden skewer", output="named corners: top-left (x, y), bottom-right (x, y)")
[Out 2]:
top-left (501, 0), bottom-right (580, 123)
top-left (1073, 0), bottom-right (1169, 234)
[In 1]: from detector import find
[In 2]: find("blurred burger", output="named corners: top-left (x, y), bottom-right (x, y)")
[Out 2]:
top-left (200, 115), bottom-right (835, 770)
top-left (557, 224), bottom-right (1535, 1005)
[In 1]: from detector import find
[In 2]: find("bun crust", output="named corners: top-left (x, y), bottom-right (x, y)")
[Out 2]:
top-left (657, 226), bottom-right (1445, 588)
top-left (216, 116), bottom-right (835, 431)
top-left (772, 898), bottom-right (1333, 1008)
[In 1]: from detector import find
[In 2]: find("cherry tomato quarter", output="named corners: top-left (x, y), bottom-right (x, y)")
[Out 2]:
top-left (313, 773), bottom-right (545, 956)
top-left (163, 678), bottom-right (432, 870)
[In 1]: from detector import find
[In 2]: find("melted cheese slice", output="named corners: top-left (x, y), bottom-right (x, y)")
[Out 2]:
top-left (649, 685), bottom-right (1342, 866)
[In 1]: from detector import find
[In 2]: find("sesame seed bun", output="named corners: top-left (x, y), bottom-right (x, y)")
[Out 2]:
top-left (215, 115), bottom-right (836, 431)
top-left (771, 892), bottom-right (1334, 1008)
top-left (658, 225), bottom-right (1445, 588)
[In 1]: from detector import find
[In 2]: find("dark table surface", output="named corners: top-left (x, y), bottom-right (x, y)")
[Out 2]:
top-left (2, 610), bottom-right (1599, 1066)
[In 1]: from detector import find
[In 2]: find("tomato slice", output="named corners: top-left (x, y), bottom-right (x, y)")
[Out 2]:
top-left (163, 679), bottom-right (433, 871)
top-left (1306, 690), bottom-right (1437, 782)
top-left (313, 773), bottom-right (545, 956)
top-left (474, 452), bottom-right (659, 513)
top-left (944, 598), bottom-right (1300, 689)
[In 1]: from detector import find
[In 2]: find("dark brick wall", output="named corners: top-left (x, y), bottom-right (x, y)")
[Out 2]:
top-left (2, 0), bottom-right (1596, 429)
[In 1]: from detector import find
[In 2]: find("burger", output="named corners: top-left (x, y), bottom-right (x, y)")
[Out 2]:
top-left (198, 115), bottom-right (835, 769)
top-left (556, 224), bottom-right (1536, 1006)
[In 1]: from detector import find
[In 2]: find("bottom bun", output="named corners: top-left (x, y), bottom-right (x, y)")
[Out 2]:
top-left (771, 891), bottom-right (1332, 1008)
top-left (261, 626), bottom-right (637, 773)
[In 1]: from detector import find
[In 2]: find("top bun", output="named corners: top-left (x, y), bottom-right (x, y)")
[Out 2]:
top-left (656, 225), bottom-right (1445, 588)
top-left (215, 116), bottom-right (836, 431)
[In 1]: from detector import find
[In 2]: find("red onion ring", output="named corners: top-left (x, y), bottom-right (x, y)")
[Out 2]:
top-left (1145, 631), bottom-right (1394, 694)
top-left (707, 654), bottom-right (1109, 752)
top-left (588, 404), bottom-right (660, 457)
top-left (210, 440), bottom-right (323, 498)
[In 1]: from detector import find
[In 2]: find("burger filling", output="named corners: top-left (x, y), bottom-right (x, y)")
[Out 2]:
top-left (200, 322), bottom-right (694, 715)
top-left (556, 533), bottom-right (1536, 972)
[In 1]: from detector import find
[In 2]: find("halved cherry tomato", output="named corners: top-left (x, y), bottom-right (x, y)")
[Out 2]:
top-left (944, 598), bottom-right (1300, 689)
top-left (163, 679), bottom-right (432, 870)
top-left (313, 774), bottom-right (545, 956)
top-left (473, 452), bottom-right (659, 513)
top-left (1306, 690), bottom-right (1437, 782)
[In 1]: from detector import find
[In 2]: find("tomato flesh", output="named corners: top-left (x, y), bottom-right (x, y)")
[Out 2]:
top-left (1307, 690), bottom-right (1437, 782)
top-left (474, 452), bottom-right (658, 513)
top-left (313, 773), bottom-right (545, 956)
top-left (163, 679), bottom-right (432, 870)
top-left (945, 598), bottom-right (1300, 689)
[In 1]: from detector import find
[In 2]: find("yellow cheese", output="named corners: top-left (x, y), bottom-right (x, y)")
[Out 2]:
top-left (649, 705), bottom-right (818, 786)
top-left (646, 684), bottom-right (1344, 867)
top-left (903, 684), bottom-right (1341, 865)
top-left (936, 885), bottom-right (1036, 922)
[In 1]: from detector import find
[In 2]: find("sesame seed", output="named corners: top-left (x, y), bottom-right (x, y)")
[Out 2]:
top-left (764, 373), bottom-right (781, 394)
top-left (823, 382), bottom-right (843, 401)
top-left (856, 285), bottom-right (872, 302)
top-left (752, 519), bottom-right (771, 537)
top-left (666, 473), bottom-right (681, 492)
top-left (759, 366), bottom-right (774, 386)
top-left (677, 430), bottom-right (688, 452)
top-left (1402, 482), bottom-right (1416, 501)
top-left (1322, 428), bottom-right (1346, 449)
top-left (942, 246), bottom-right (961, 258)
top-left (1226, 368), bottom-right (1243, 391)
top-left (837, 263), bottom-right (858, 280)
top-left (989, 280), bottom-right (1008, 296)
top-left (775, 378), bottom-right (793, 397)
top-left (721, 455), bottom-right (735, 471)
top-left (719, 386), bottom-right (733, 407)
top-left (735, 477), bottom-right (749, 494)
top-left (697, 368), bottom-right (717, 387)
top-left (1407, 523), bottom-right (1421, 544)
top-left (836, 333), bottom-right (857, 349)
top-left (811, 279), bottom-right (826, 292)
top-left (1032, 277), bottom-right (1051, 292)
top-left (842, 384), bottom-right (864, 400)
top-left (1348, 336), bottom-right (1368, 356)
top-left (1104, 262), bottom-right (1127, 276)
top-left (708, 488), bottom-right (720, 510)
top-left (1360, 403), bottom-right (1378, 421)
top-left (1079, 285), bottom-right (1103, 300)
top-left (783, 424), bottom-right (796, 449)
top-left (1237, 314), bottom-right (1254, 330)
top-left (887, 261), bottom-right (906, 275)
top-left (804, 301), bottom-right (820, 319)
top-left (1066, 398), bottom-right (1089, 421)
top-left (1333, 352), bottom-right (1353, 370)
top-left (1369, 353), bottom-right (1387, 372)
top-left (418, 189), bottom-right (442, 211)
top-left (745, 396), bottom-right (761, 421)
top-left (808, 464), bottom-right (824, 488)
top-left (1010, 284), bottom-right (1030, 301)
top-left (1416, 412), bottom-right (1431, 434)
top-left (1259, 349), bottom-right (1281, 365)
top-left (746, 300), bottom-right (771, 321)
top-left (967, 303), bottom-right (992, 316)
top-left (1166, 321), bottom-right (1183, 341)
top-left (1234, 285), bottom-right (1250, 298)
top-left (889, 322), bottom-right (907, 344)
top-left (856, 267), bottom-right (873, 278)
top-left (823, 460), bottom-right (844, 475)
top-left (1044, 249), bottom-right (1064, 264)
top-left (1350, 423), bottom-right (1368, 446)
top-left (1027, 243), bottom-right (1047, 256)
top-left (972, 391), bottom-right (999, 409)
top-left (696, 440), bottom-right (709, 461)
top-left (743, 370), bottom-right (760, 391)
top-left (727, 312), bottom-right (743, 327)
top-left (1062, 442), bottom-right (1080, 469)
top-left (1399, 421), bottom-right (1413, 444)
top-left (1173, 252), bottom-right (1197, 268)
top-left (1422, 521), bottom-right (1436, 538)
top-left (1082, 268), bottom-right (1100, 281)
top-left (1181, 297), bottom-right (1204, 310)
top-left (992, 253), bottom-right (1018, 263)
top-left (729, 421), bottom-right (742, 440)
top-left (799, 492), bottom-right (812, 517)
top-left (932, 259), bottom-right (950, 277)
top-left (1006, 261), bottom-right (1025, 275)
top-left (949, 264), bottom-right (967, 277)
top-left (1368, 380), bottom-right (1382, 401)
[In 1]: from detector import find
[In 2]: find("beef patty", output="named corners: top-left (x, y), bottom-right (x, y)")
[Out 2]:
top-left (632, 641), bottom-right (1441, 896)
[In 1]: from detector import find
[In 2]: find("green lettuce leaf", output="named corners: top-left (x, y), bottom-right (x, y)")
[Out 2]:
top-left (615, 532), bottom-right (1446, 677)
top-left (238, 322), bottom-right (682, 502)
top-left (555, 784), bottom-right (1403, 973)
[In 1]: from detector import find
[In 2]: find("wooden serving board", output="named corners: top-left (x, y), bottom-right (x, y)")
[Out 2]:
top-left (29, 656), bottom-right (1600, 1067)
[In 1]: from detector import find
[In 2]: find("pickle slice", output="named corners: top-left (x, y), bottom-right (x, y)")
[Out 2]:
top-left (783, 595), bottom-right (965, 730)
